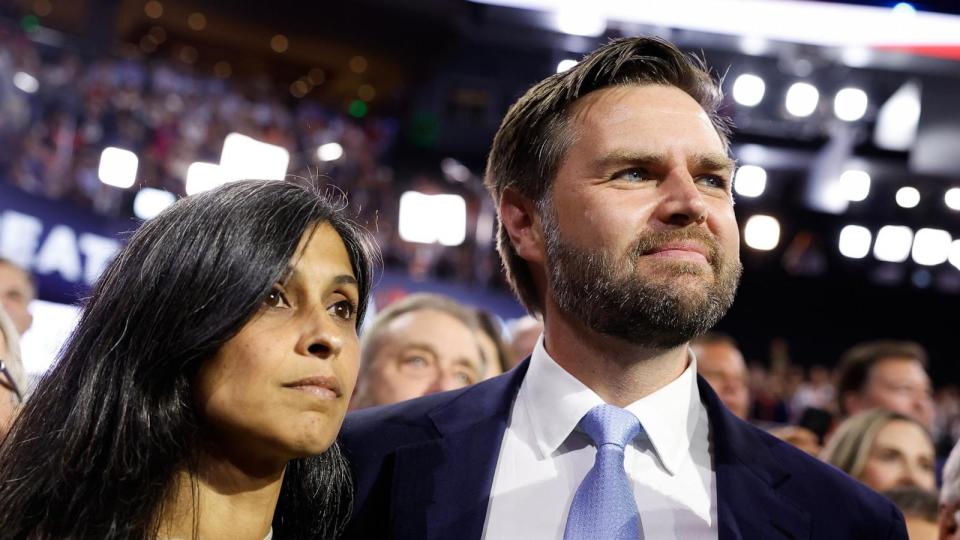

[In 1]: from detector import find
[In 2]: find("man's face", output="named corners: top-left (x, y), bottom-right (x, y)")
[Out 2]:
top-left (695, 341), bottom-right (750, 418)
top-left (542, 84), bottom-right (741, 347)
top-left (358, 309), bottom-right (485, 407)
top-left (858, 357), bottom-right (935, 431)
top-left (0, 264), bottom-right (34, 335)
top-left (0, 329), bottom-right (17, 435)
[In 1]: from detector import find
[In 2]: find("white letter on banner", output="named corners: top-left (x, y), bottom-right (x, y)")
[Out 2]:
top-left (0, 211), bottom-right (44, 268)
top-left (78, 233), bottom-right (121, 285)
top-left (33, 225), bottom-right (82, 283)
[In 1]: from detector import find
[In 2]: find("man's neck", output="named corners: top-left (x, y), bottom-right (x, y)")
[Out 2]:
top-left (157, 449), bottom-right (285, 540)
top-left (542, 305), bottom-right (690, 407)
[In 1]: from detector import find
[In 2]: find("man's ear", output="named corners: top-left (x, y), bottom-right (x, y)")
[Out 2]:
top-left (499, 187), bottom-right (545, 265)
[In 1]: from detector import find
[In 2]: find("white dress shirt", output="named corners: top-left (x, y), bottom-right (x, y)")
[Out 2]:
top-left (482, 336), bottom-right (717, 539)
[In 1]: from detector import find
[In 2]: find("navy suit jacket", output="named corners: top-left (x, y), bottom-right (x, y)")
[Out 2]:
top-left (339, 359), bottom-right (907, 539)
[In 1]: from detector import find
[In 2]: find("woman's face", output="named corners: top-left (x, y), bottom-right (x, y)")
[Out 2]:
top-left (860, 419), bottom-right (936, 492)
top-left (196, 223), bottom-right (361, 464)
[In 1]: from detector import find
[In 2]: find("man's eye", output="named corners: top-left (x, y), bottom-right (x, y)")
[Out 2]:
top-left (700, 175), bottom-right (729, 189)
top-left (264, 287), bottom-right (290, 308)
top-left (613, 168), bottom-right (651, 182)
top-left (329, 299), bottom-right (356, 320)
top-left (402, 356), bottom-right (430, 369)
top-left (454, 371), bottom-right (475, 386)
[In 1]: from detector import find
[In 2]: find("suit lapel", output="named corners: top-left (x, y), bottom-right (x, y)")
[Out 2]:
top-left (700, 377), bottom-right (811, 540)
top-left (389, 360), bottom-right (530, 540)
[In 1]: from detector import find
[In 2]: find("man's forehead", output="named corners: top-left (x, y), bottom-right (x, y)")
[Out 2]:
top-left (571, 84), bottom-right (714, 125)
top-left (870, 356), bottom-right (929, 380)
top-left (0, 264), bottom-right (33, 290)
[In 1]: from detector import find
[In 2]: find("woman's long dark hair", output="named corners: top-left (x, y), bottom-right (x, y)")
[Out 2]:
top-left (0, 180), bottom-right (378, 539)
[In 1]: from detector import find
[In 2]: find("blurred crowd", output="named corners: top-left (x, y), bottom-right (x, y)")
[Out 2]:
top-left (0, 23), bottom-right (397, 216)
top-left (0, 23), bottom-right (503, 289)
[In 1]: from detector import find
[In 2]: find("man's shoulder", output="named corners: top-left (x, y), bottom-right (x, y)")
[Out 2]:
top-left (737, 421), bottom-right (905, 536)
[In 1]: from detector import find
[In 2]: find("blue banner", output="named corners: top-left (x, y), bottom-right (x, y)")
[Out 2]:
top-left (0, 183), bottom-right (134, 304)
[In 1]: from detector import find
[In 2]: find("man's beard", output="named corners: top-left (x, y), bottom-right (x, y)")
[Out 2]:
top-left (543, 212), bottom-right (742, 349)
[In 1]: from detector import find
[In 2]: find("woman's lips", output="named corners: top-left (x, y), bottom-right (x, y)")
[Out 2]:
top-left (284, 376), bottom-right (342, 400)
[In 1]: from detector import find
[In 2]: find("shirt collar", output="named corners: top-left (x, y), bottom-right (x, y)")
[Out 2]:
top-left (522, 335), bottom-right (702, 476)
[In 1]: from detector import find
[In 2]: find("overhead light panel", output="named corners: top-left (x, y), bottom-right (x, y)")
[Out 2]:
top-left (733, 165), bottom-right (767, 197)
top-left (732, 74), bottom-right (765, 107)
top-left (133, 188), bottom-right (176, 220)
top-left (873, 225), bottom-right (914, 262)
top-left (834, 87), bottom-right (868, 121)
top-left (98, 147), bottom-right (139, 188)
top-left (874, 81), bottom-right (920, 151)
top-left (839, 225), bottom-right (872, 259)
top-left (946, 187), bottom-right (960, 211)
top-left (744, 215), bottom-right (780, 251)
top-left (317, 142), bottom-right (344, 162)
top-left (556, 59), bottom-right (578, 73)
top-left (895, 186), bottom-right (920, 208)
top-left (839, 169), bottom-right (871, 202)
top-left (911, 228), bottom-right (951, 266)
top-left (785, 82), bottom-right (819, 117)
top-left (398, 191), bottom-right (467, 246)
top-left (219, 133), bottom-right (290, 182)
top-left (185, 162), bottom-right (228, 195)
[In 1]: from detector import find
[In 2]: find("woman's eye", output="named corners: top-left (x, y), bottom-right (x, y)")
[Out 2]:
top-left (264, 287), bottom-right (290, 308)
top-left (329, 299), bottom-right (356, 320)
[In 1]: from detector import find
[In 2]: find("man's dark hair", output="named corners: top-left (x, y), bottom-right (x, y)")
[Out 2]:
top-left (0, 180), bottom-right (378, 539)
top-left (835, 340), bottom-right (929, 416)
top-left (484, 36), bottom-right (732, 315)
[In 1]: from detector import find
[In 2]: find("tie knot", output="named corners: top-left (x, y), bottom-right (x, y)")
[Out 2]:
top-left (578, 404), bottom-right (641, 449)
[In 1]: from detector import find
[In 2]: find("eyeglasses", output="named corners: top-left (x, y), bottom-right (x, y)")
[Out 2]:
top-left (0, 360), bottom-right (23, 404)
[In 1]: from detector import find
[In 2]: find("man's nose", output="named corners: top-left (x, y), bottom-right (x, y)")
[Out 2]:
top-left (653, 171), bottom-right (708, 227)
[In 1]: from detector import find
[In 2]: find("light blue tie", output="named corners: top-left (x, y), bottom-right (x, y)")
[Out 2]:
top-left (563, 404), bottom-right (643, 540)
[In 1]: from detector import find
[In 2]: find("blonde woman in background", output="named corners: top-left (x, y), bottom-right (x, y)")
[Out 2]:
top-left (822, 408), bottom-right (936, 493)
top-left (0, 304), bottom-right (26, 437)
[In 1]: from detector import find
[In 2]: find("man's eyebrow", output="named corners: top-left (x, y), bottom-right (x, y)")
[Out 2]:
top-left (695, 153), bottom-right (737, 173)
top-left (587, 151), bottom-right (736, 173)
top-left (588, 151), bottom-right (665, 172)
top-left (400, 342), bottom-right (439, 356)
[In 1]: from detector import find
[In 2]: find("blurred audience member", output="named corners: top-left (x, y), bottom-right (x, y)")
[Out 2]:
top-left (0, 305), bottom-right (25, 436)
top-left (883, 487), bottom-right (938, 540)
top-left (691, 332), bottom-right (750, 419)
top-left (0, 259), bottom-right (34, 335)
top-left (352, 293), bottom-right (485, 408)
top-left (822, 409), bottom-right (936, 493)
top-left (476, 310), bottom-right (510, 378)
top-left (836, 340), bottom-right (934, 431)
top-left (749, 362), bottom-right (790, 423)
top-left (939, 439), bottom-right (960, 540)
top-left (790, 365), bottom-right (835, 421)
top-left (767, 425), bottom-right (823, 457)
top-left (505, 315), bottom-right (541, 368)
